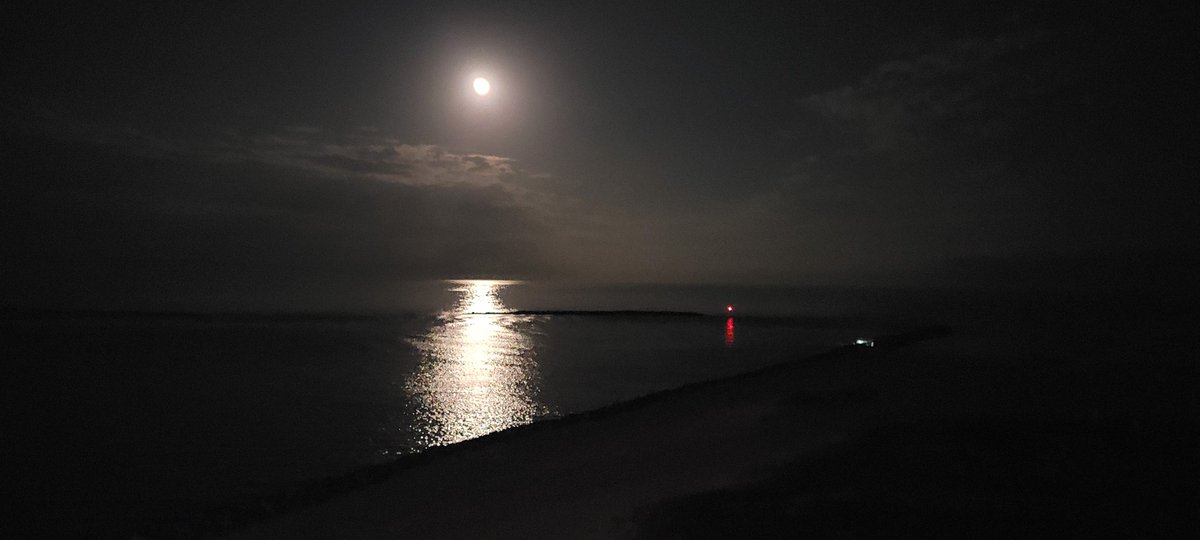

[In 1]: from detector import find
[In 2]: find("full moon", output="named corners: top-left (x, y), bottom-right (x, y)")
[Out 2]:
top-left (473, 77), bottom-right (491, 96)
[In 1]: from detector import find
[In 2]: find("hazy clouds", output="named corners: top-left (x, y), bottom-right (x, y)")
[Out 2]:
top-left (1, 121), bottom-right (567, 310)
top-left (2, 1), bottom-right (1194, 309)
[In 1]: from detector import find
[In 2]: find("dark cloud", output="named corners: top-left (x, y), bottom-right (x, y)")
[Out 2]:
top-left (757, 23), bottom-right (1198, 280)
top-left (242, 136), bottom-right (526, 192)
top-left (306, 153), bottom-right (416, 177)
top-left (798, 33), bottom-right (1046, 160)
top-left (0, 121), bottom-right (565, 310)
top-left (2, 1), bottom-right (1194, 307)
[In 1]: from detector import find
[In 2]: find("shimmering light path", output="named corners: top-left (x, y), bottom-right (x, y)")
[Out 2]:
top-left (405, 280), bottom-right (547, 446)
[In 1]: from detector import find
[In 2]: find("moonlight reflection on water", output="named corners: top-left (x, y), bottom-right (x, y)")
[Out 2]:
top-left (406, 280), bottom-right (547, 447)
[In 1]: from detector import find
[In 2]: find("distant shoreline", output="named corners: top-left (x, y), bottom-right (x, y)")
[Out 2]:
top-left (1, 308), bottom-right (891, 329)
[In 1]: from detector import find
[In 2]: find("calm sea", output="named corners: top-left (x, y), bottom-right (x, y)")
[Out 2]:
top-left (4, 281), bottom-right (921, 534)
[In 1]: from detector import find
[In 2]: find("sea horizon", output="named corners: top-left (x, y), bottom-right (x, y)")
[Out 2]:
top-left (4, 280), bottom-right (920, 534)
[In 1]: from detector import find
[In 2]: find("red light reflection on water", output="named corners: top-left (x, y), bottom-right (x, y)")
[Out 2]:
top-left (725, 316), bottom-right (735, 346)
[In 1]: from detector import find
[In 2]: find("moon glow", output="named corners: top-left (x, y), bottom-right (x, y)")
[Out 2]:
top-left (473, 77), bottom-right (491, 96)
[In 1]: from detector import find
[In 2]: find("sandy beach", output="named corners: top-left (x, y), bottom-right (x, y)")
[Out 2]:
top-left (224, 318), bottom-right (1198, 538)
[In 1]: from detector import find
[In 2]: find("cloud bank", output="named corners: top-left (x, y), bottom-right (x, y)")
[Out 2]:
top-left (1, 119), bottom-right (569, 310)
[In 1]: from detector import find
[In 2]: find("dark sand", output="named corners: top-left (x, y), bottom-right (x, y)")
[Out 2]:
top-left (226, 318), bottom-right (1199, 539)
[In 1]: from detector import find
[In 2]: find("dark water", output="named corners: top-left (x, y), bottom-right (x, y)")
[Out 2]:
top-left (3, 280), bottom-right (895, 535)
top-left (5, 280), bottom-right (1193, 537)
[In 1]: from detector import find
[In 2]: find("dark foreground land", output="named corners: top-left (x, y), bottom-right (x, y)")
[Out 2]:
top-left (6, 295), bottom-right (1197, 538)
top-left (224, 304), bottom-right (1198, 539)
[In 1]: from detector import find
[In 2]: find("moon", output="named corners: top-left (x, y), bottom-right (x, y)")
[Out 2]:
top-left (473, 77), bottom-right (491, 96)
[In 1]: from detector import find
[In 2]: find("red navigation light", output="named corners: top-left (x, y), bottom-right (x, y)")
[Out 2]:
top-left (726, 305), bottom-right (734, 313)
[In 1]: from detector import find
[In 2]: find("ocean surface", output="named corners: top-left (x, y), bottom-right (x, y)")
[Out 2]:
top-left (2, 280), bottom-right (950, 534)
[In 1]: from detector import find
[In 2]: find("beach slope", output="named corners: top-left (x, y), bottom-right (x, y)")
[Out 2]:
top-left (232, 327), bottom-right (1197, 538)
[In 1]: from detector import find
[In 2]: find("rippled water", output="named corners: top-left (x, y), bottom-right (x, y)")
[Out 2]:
top-left (3, 280), bottom-right (890, 534)
top-left (392, 280), bottom-right (880, 450)
top-left (406, 280), bottom-right (548, 446)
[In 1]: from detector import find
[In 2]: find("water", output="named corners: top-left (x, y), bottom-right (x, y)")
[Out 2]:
top-left (2, 280), bottom-right (890, 534)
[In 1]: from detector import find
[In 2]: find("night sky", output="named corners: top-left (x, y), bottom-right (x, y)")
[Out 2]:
top-left (2, 1), bottom-right (1195, 310)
